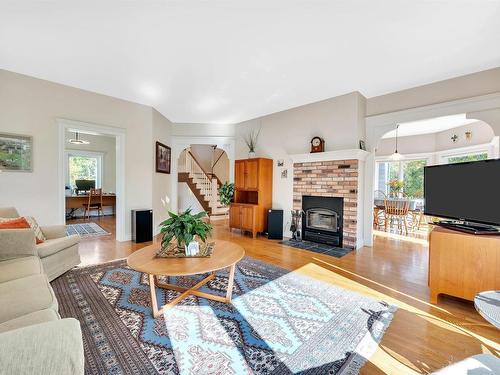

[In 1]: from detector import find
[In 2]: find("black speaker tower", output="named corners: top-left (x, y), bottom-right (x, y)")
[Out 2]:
top-left (131, 209), bottom-right (153, 243)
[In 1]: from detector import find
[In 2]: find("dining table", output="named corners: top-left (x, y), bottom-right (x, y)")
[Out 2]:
top-left (373, 197), bottom-right (425, 231)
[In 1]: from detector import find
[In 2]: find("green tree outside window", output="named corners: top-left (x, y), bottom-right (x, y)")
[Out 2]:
top-left (68, 156), bottom-right (97, 187)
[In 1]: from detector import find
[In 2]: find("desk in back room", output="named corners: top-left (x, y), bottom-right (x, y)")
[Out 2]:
top-left (66, 194), bottom-right (117, 216)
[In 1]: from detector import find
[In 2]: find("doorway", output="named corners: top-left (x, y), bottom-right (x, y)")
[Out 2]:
top-left (57, 119), bottom-right (126, 241)
top-left (372, 115), bottom-right (497, 241)
top-left (177, 145), bottom-right (230, 218)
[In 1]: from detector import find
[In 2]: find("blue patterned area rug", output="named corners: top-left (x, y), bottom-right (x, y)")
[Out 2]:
top-left (52, 257), bottom-right (397, 374)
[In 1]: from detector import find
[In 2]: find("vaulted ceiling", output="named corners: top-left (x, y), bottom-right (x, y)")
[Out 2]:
top-left (1, 1), bottom-right (499, 124)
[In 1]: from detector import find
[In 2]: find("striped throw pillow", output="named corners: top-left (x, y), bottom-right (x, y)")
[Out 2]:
top-left (24, 216), bottom-right (46, 244)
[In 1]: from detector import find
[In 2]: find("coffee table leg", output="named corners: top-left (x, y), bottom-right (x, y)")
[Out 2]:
top-left (149, 264), bottom-right (238, 317)
top-left (149, 274), bottom-right (161, 318)
top-left (226, 264), bottom-right (236, 302)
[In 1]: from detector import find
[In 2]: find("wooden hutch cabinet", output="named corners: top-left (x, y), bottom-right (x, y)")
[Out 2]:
top-left (230, 158), bottom-right (272, 238)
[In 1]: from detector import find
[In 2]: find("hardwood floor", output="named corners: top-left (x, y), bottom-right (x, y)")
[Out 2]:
top-left (74, 216), bottom-right (499, 374)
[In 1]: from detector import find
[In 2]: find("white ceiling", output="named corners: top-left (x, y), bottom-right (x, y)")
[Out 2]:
top-left (382, 114), bottom-right (479, 138)
top-left (1, 1), bottom-right (500, 124)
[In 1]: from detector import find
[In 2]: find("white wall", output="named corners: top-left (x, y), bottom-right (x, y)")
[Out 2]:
top-left (0, 69), bottom-right (172, 240)
top-left (177, 183), bottom-right (204, 214)
top-left (366, 67), bottom-right (500, 116)
top-left (189, 144), bottom-right (216, 172)
top-left (65, 132), bottom-right (116, 192)
top-left (435, 121), bottom-right (494, 151)
top-left (188, 145), bottom-right (229, 183)
top-left (213, 151), bottom-right (229, 183)
top-left (376, 121), bottom-right (494, 156)
top-left (152, 108), bottom-right (173, 234)
top-left (235, 91), bottom-right (366, 235)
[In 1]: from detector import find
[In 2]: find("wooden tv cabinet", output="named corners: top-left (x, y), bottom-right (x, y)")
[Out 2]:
top-left (428, 226), bottom-right (500, 304)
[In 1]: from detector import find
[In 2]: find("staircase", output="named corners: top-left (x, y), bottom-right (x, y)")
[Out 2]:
top-left (178, 151), bottom-right (229, 219)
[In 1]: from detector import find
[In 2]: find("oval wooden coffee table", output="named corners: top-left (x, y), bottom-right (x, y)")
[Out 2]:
top-left (127, 240), bottom-right (245, 317)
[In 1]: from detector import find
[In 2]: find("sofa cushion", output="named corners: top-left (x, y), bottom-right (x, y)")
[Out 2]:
top-left (0, 274), bottom-right (58, 324)
top-left (0, 256), bottom-right (43, 283)
top-left (36, 234), bottom-right (79, 258)
top-left (0, 318), bottom-right (84, 375)
top-left (41, 244), bottom-right (80, 281)
top-left (0, 229), bottom-right (37, 261)
top-left (0, 309), bottom-right (60, 334)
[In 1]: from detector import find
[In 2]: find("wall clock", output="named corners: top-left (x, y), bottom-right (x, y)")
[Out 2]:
top-left (310, 137), bottom-right (325, 153)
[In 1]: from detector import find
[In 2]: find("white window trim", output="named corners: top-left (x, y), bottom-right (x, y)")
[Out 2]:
top-left (65, 150), bottom-right (104, 189)
top-left (435, 140), bottom-right (497, 164)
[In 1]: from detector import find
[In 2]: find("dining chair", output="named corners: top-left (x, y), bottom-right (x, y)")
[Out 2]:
top-left (83, 188), bottom-right (103, 220)
top-left (384, 197), bottom-right (410, 234)
top-left (373, 190), bottom-right (387, 229)
top-left (410, 200), bottom-right (425, 231)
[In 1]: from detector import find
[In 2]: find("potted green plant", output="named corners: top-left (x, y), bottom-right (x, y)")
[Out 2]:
top-left (218, 182), bottom-right (234, 207)
top-left (159, 209), bottom-right (213, 253)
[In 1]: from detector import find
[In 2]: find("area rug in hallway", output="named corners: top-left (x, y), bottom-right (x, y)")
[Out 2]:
top-left (52, 257), bottom-right (397, 374)
top-left (66, 222), bottom-right (110, 238)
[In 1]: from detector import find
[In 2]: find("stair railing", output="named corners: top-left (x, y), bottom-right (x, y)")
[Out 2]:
top-left (184, 151), bottom-right (218, 206)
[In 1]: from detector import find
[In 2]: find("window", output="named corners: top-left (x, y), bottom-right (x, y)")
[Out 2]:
top-left (375, 158), bottom-right (427, 198)
top-left (445, 152), bottom-right (488, 164)
top-left (66, 152), bottom-right (102, 188)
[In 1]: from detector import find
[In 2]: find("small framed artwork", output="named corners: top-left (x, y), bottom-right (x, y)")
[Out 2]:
top-left (0, 133), bottom-right (33, 172)
top-left (156, 141), bottom-right (171, 174)
top-left (281, 169), bottom-right (288, 179)
top-left (277, 159), bottom-right (284, 167)
top-left (359, 140), bottom-right (366, 151)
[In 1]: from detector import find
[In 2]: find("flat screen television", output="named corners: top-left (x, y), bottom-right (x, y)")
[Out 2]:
top-left (424, 159), bottom-right (500, 228)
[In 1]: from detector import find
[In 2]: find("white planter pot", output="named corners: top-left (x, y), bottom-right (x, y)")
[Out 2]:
top-left (248, 151), bottom-right (256, 158)
top-left (186, 241), bottom-right (200, 256)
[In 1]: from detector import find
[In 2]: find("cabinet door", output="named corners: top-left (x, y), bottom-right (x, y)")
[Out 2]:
top-left (234, 161), bottom-right (246, 190)
top-left (244, 159), bottom-right (259, 190)
top-left (240, 206), bottom-right (254, 230)
top-left (229, 205), bottom-right (241, 228)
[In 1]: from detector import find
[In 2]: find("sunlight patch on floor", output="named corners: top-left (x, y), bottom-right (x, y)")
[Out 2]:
top-left (373, 229), bottom-right (429, 246)
top-left (290, 262), bottom-right (500, 373)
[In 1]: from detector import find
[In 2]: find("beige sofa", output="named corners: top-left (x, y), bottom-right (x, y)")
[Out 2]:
top-left (0, 228), bottom-right (84, 374)
top-left (0, 207), bottom-right (81, 281)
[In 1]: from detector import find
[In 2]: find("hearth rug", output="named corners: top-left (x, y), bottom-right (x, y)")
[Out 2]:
top-left (280, 239), bottom-right (354, 258)
top-left (66, 222), bottom-right (110, 238)
top-left (52, 257), bottom-right (397, 374)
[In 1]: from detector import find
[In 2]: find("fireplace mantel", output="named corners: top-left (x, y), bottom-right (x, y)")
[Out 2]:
top-left (289, 149), bottom-right (369, 163)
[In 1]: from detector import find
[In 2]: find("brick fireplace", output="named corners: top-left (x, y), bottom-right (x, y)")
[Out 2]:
top-left (291, 150), bottom-right (368, 249)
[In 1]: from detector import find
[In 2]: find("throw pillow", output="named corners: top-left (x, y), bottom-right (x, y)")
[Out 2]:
top-left (0, 217), bottom-right (31, 229)
top-left (24, 216), bottom-right (46, 244)
top-left (0, 217), bottom-right (46, 244)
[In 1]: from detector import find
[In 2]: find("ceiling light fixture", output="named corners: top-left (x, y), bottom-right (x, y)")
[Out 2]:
top-left (390, 124), bottom-right (404, 160)
top-left (68, 132), bottom-right (90, 145)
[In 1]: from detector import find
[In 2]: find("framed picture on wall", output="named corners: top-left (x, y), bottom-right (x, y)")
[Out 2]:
top-left (156, 141), bottom-right (171, 174)
top-left (0, 133), bottom-right (33, 172)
